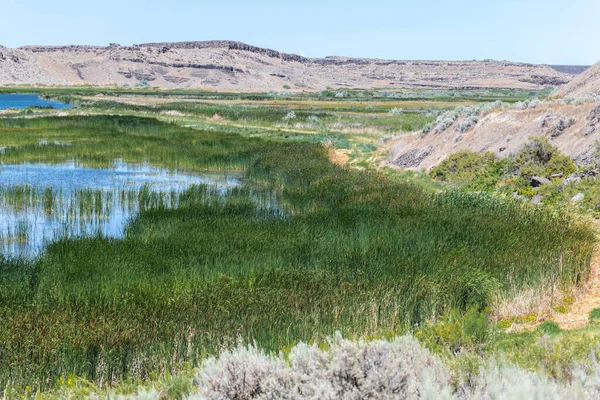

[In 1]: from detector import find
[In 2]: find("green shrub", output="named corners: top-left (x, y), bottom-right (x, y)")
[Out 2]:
top-left (536, 321), bottom-right (561, 335)
top-left (416, 308), bottom-right (491, 354)
top-left (516, 137), bottom-right (555, 166)
top-left (515, 137), bottom-right (575, 180)
top-left (430, 151), bottom-right (497, 184)
top-left (589, 308), bottom-right (600, 323)
top-left (544, 153), bottom-right (576, 177)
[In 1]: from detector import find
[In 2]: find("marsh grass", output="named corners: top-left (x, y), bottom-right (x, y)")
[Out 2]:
top-left (0, 115), bottom-right (594, 392)
top-left (0, 183), bottom-right (188, 256)
top-left (81, 100), bottom-right (435, 134)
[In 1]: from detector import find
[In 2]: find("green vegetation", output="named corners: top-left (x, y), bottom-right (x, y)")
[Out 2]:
top-left (590, 308), bottom-right (600, 323)
top-left (76, 99), bottom-right (436, 134)
top-left (0, 115), bottom-right (593, 393)
top-left (432, 138), bottom-right (575, 188)
top-left (429, 137), bottom-right (592, 202)
top-left (0, 86), bottom-right (548, 103)
top-left (536, 321), bottom-right (562, 335)
top-left (430, 150), bottom-right (504, 188)
top-left (0, 86), bottom-right (598, 398)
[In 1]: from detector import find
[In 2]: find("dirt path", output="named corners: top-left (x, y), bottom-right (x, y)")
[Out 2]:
top-left (554, 223), bottom-right (600, 330)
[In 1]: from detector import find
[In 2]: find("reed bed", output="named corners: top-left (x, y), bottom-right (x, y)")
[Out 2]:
top-left (0, 116), bottom-right (594, 392)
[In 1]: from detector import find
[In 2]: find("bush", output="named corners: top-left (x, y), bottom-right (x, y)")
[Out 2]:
top-left (544, 153), bottom-right (576, 176)
top-left (434, 117), bottom-right (457, 133)
top-left (549, 117), bottom-right (577, 138)
top-left (536, 321), bottom-right (561, 335)
top-left (456, 116), bottom-right (479, 133)
top-left (589, 308), bottom-right (600, 323)
top-left (416, 308), bottom-right (492, 355)
top-left (185, 334), bottom-right (600, 400)
top-left (191, 334), bottom-right (451, 399)
top-left (193, 344), bottom-right (295, 399)
top-left (515, 137), bottom-right (575, 179)
top-left (465, 363), bottom-right (579, 399)
top-left (282, 111), bottom-right (296, 122)
top-left (430, 151), bottom-right (497, 185)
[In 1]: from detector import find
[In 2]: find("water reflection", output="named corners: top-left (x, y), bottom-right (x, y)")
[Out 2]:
top-left (0, 160), bottom-right (241, 257)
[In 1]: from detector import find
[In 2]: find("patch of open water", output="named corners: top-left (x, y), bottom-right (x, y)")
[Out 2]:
top-left (0, 94), bottom-right (73, 110)
top-left (0, 160), bottom-right (241, 257)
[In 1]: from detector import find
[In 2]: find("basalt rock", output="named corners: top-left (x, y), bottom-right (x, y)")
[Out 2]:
top-left (141, 40), bottom-right (308, 63)
top-left (392, 147), bottom-right (434, 168)
top-left (530, 176), bottom-right (551, 187)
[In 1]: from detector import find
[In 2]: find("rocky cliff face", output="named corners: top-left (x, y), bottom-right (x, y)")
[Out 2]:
top-left (0, 41), bottom-right (579, 91)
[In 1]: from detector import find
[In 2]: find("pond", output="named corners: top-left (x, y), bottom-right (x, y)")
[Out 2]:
top-left (0, 161), bottom-right (241, 257)
top-left (0, 94), bottom-right (73, 110)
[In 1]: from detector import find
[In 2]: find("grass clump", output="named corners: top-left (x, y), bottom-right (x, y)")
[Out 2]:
top-left (536, 321), bottom-right (561, 335)
top-left (590, 308), bottom-right (600, 323)
top-left (416, 307), bottom-right (492, 355)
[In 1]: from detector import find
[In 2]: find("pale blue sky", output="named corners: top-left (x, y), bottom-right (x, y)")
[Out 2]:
top-left (2, 0), bottom-right (599, 65)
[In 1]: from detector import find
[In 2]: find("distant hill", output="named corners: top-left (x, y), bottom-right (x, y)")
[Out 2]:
top-left (0, 40), bottom-right (579, 91)
top-left (550, 65), bottom-right (590, 75)
top-left (557, 61), bottom-right (600, 98)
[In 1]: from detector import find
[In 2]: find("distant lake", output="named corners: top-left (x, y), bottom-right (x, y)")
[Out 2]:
top-left (0, 94), bottom-right (73, 110)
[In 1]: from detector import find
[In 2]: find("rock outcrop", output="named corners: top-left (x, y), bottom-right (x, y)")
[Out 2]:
top-left (0, 40), bottom-right (580, 91)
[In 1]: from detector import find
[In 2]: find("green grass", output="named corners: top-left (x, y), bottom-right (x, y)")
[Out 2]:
top-left (0, 115), bottom-right (594, 392)
top-left (0, 86), bottom-right (546, 103)
top-left (77, 99), bottom-right (436, 133)
top-left (536, 321), bottom-right (562, 335)
top-left (590, 309), bottom-right (600, 323)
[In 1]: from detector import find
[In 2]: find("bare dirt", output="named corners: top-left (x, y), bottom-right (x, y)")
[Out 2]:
top-left (0, 41), bottom-right (577, 91)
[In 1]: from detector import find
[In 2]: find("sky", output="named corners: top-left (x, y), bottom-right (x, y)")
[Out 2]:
top-left (1, 0), bottom-right (599, 65)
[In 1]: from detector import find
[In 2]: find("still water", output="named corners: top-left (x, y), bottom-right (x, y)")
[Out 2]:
top-left (0, 160), bottom-right (241, 257)
top-left (0, 94), bottom-right (73, 110)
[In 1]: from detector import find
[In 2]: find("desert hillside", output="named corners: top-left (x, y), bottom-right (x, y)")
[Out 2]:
top-left (557, 60), bottom-right (600, 98)
top-left (390, 102), bottom-right (600, 170)
top-left (0, 40), bottom-right (578, 90)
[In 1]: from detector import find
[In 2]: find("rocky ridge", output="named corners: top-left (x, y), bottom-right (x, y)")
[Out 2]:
top-left (0, 40), bottom-right (580, 90)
